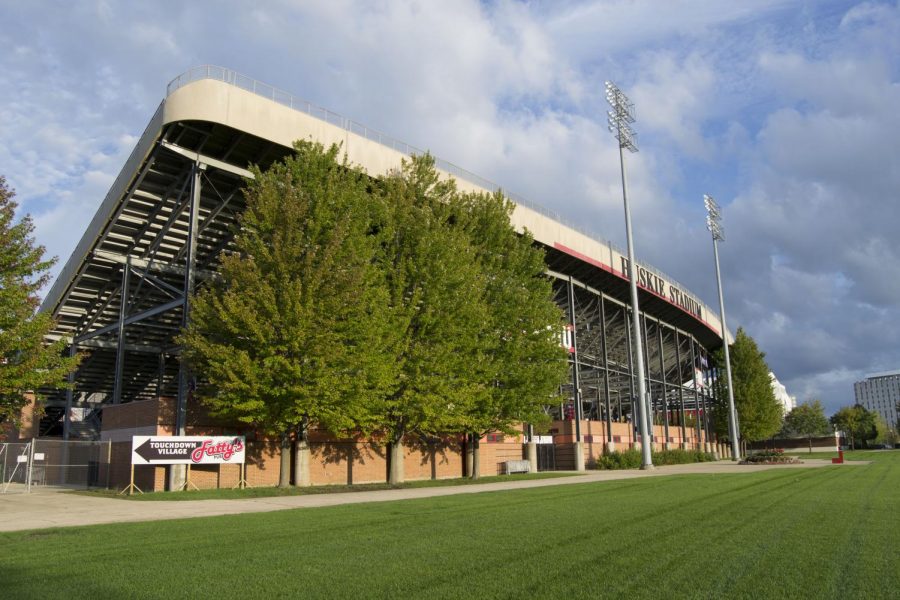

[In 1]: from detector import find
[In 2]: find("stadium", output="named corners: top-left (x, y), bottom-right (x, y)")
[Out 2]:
top-left (28, 66), bottom-right (733, 490)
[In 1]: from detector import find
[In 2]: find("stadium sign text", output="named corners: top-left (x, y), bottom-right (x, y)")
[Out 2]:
top-left (131, 436), bottom-right (246, 465)
top-left (620, 258), bottom-right (704, 320)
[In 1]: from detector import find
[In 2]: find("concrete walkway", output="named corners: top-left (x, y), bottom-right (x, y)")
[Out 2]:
top-left (0, 459), bottom-right (852, 533)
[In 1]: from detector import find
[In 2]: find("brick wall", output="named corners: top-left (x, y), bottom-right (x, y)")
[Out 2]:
top-left (102, 400), bottom-right (724, 491)
top-left (2, 393), bottom-right (37, 442)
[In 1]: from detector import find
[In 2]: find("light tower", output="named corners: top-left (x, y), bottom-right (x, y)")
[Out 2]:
top-left (704, 194), bottom-right (741, 460)
top-left (606, 81), bottom-right (653, 469)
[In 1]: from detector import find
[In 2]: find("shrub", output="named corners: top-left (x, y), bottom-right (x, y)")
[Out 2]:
top-left (595, 448), bottom-right (643, 470)
top-left (653, 449), bottom-right (717, 465)
top-left (594, 448), bottom-right (716, 470)
top-left (742, 448), bottom-right (800, 464)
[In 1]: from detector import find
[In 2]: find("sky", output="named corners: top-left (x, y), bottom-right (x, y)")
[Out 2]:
top-left (1, 0), bottom-right (898, 416)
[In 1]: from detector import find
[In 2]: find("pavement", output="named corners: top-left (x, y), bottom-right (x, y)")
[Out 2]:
top-left (0, 459), bottom-right (855, 533)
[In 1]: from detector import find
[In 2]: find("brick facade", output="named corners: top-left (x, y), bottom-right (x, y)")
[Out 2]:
top-left (99, 400), bottom-right (715, 491)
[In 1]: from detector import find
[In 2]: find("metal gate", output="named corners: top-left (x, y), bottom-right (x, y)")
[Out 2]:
top-left (1, 440), bottom-right (111, 493)
top-left (537, 444), bottom-right (556, 471)
top-left (0, 442), bottom-right (31, 493)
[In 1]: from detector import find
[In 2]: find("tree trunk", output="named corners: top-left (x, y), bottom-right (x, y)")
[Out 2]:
top-left (464, 434), bottom-right (474, 477)
top-left (293, 418), bottom-right (311, 487)
top-left (278, 431), bottom-right (292, 488)
top-left (388, 438), bottom-right (405, 485)
top-left (808, 436), bottom-right (812, 453)
top-left (472, 437), bottom-right (481, 480)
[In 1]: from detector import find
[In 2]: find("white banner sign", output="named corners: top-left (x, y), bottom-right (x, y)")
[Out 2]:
top-left (131, 436), bottom-right (246, 465)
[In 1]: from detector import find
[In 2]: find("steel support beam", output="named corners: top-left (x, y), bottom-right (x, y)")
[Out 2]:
top-left (76, 286), bottom-right (120, 339)
top-left (73, 297), bottom-right (185, 344)
top-left (674, 330), bottom-right (687, 445)
top-left (658, 320), bottom-right (670, 447)
top-left (690, 338), bottom-right (703, 446)
top-left (112, 259), bottom-right (131, 404)
top-left (142, 185), bottom-right (192, 261)
top-left (599, 296), bottom-right (613, 444)
top-left (175, 163), bottom-right (203, 437)
top-left (641, 314), bottom-right (653, 438)
top-left (624, 307), bottom-right (637, 440)
top-left (94, 250), bottom-right (192, 278)
top-left (129, 268), bottom-right (182, 299)
top-left (63, 343), bottom-right (77, 441)
top-left (566, 277), bottom-right (582, 440)
top-left (702, 357), bottom-right (713, 449)
top-left (174, 186), bottom-right (239, 263)
top-left (157, 353), bottom-right (167, 402)
top-left (75, 338), bottom-right (165, 354)
top-left (160, 140), bottom-right (255, 180)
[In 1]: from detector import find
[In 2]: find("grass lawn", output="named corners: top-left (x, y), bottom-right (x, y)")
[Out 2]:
top-left (1, 451), bottom-right (897, 599)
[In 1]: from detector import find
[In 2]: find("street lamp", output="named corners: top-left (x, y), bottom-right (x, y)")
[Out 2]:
top-left (606, 81), bottom-right (653, 469)
top-left (704, 194), bottom-right (741, 460)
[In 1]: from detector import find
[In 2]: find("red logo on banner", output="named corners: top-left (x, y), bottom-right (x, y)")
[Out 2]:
top-left (191, 438), bottom-right (244, 463)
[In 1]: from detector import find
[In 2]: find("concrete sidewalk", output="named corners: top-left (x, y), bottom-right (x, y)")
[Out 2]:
top-left (0, 459), bottom-right (849, 533)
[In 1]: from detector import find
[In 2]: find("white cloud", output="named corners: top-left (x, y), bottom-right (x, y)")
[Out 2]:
top-left (630, 52), bottom-right (717, 159)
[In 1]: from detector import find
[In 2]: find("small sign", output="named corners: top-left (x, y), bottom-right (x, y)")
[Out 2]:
top-left (34, 453), bottom-right (45, 461)
top-left (131, 436), bottom-right (245, 465)
top-left (17, 455), bottom-right (28, 463)
top-left (534, 436), bottom-right (554, 444)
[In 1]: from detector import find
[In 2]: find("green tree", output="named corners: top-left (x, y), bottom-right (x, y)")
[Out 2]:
top-left (358, 156), bottom-right (567, 483)
top-left (713, 328), bottom-right (782, 443)
top-left (830, 405), bottom-right (860, 449)
top-left (873, 413), bottom-right (898, 447)
top-left (179, 143), bottom-right (393, 487)
top-left (830, 404), bottom-right (877, 449)
top-left (449, 190), bottom-right (568, 478)
top-left (782, 400), bottom-right (831, 452)
top-left (0, 176), bottom-right (81, 430)
top-left (371, 156), bottom-right (488, 484)
top-left (181, 148), bottom-right (567, 487)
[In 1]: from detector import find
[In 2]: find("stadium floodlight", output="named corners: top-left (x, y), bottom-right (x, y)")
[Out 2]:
top-left (704, 194), bottom-right (741, 461)
top-left (606, 81), bottom-right (653, 470)
top-left (606, 81), bottom-right (638, 153)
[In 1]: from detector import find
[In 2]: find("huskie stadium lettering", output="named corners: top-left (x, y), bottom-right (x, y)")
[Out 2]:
top-left (34, 67), bottom-right (735, 490)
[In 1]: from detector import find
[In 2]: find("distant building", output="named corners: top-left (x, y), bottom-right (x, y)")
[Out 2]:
top-left (769, 372), bottom-right (795, 415)
top-left (854, 371), bottom-right (900, 432)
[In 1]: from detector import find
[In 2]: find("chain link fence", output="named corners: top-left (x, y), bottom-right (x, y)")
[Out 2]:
top-left (1, 440), bottom-right (112, 493)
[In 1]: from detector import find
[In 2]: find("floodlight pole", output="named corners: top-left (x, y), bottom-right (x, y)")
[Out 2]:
top-left (606, 81), bottom-right (653, 469)
top-left (704, 195), bottom-right (741, 460)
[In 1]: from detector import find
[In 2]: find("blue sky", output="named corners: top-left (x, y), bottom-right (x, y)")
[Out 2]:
top-left (1, 0), bottom-right (898, 415)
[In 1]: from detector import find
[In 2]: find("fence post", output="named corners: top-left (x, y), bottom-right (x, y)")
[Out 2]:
top-left (106, 440), bottom-right (112, 489)
top-left (26, 440), bottom-right (35, 493)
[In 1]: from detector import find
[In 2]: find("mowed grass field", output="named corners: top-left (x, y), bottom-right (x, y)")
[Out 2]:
top-left (1, 451), bottom-right (897, 599)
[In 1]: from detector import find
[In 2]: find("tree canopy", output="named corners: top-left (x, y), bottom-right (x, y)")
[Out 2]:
top-left (0, 176), bottom-right (81, 430)
top-left (831, 404), bottom-right (877, 449)
top-left (362, 156), bottom-right (568, 480)
top-left (873, 413), bottom-right (897, 447)
top-left (179, 144), bottom-right (395, 485)
top-left (781, 400), bottom-right (831, 451)
top-left (713, 327), bottom-right (782, 443)
top-left (180, 143), bottom-right (567, 485)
